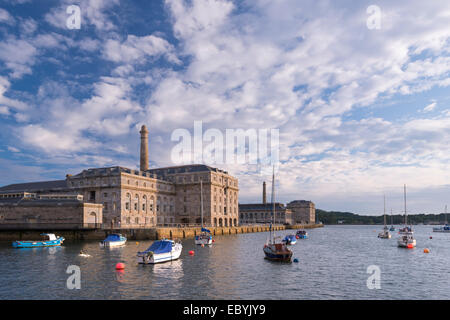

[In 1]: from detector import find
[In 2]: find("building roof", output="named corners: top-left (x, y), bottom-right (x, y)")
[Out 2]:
top-left (239, 203), bottom-right (287, 211)
top-left (0, 180), bottom-right (68, 193)
top-left (147, 164), bottom-right (228, 176)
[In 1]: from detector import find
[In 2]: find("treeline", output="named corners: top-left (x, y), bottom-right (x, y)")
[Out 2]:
top-left (316, 209), bottom-right (449, 225)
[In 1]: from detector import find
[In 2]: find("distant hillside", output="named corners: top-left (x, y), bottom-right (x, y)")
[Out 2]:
top-left (316, 209), bottom-right (448, 225)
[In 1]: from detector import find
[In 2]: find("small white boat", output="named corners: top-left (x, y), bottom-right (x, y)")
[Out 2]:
top-left (99, 233), bottom-right (127, 247)
top-left (137, 239), bottom-right (182, 264)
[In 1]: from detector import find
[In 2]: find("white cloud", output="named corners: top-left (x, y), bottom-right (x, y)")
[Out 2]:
top-left (0, 8), bottom-right (15, 25)
top-left (423, 101), bottom-right (437, 113)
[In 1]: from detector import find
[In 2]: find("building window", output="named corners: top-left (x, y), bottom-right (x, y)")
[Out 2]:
top-left (103, 192), bottom-right (108, 198)
top-left (134, 203), bottom-right (138, 211)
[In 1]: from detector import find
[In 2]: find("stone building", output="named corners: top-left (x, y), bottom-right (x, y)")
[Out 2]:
top-left (239, 181), bottom-right (293, 225)
top-left (0, 192), bottom-right (102, 229)
top-left (0, 125), bottom-right (239, 229)
top-left (287, 200), bottom-right (316, 224)
top-left (239, 182), bottom-right (316, 225)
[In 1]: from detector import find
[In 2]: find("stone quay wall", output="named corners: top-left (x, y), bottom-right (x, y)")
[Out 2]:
top-left (0, 223), bottom-right (323, 241)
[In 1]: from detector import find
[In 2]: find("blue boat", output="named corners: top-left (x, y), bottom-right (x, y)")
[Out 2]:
top-left (99, 233), bottom-right (127, 247)
top-left (296, 230), bottom-right (308, 239)
top-left (137, 239), bottom-right (182, 264)
top-left (282, 235), bottom-right (297, 245)
top-left (12, 233), bottom-right (64, 248)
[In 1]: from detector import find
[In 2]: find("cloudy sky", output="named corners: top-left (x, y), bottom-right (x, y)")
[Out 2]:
top-left (0, 0), bottom-right (449, 215)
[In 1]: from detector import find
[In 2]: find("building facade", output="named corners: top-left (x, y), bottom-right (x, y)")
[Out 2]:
top-left (0, 125), bottom-right (239, 229)
top-left (287, 200), bottom-right (316, 224)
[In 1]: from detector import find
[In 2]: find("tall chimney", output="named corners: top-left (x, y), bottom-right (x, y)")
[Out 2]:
top-left (140, 125), bottom-right (149, 171)
top-left (263, 181), bottom-right (267, 204)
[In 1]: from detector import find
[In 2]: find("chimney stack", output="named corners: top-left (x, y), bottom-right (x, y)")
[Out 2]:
top-left (263, 181), bottom-right (267, 204)
top-left (140, 125), bottom-right (149, 171)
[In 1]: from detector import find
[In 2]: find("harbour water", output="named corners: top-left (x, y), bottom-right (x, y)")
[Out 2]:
top-left (0, 225), bottom-right (449, 300)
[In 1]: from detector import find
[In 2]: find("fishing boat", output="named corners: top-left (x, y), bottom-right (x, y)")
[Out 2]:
top-left (12, 233), bottom-right (64, 248)
top-left (282, 234), bottom-right (297, 245)
top-left (296, 230), bottom-right (308, 239)
top-left (398, 185), bottom-right (416, 248)
top-left (378, 195), bottom-right (391, 239)
top-left (194, 179), bottom-right (213, 245)
top-left (137, 239), bottom-right (182, 264)
top-left (433, 205), bottom-right (450, 233)
top-left (263, 167), bottom-right (293, 262)
top-left (99, 233), bottom-right (127, 247)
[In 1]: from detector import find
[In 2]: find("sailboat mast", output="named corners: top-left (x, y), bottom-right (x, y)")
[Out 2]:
top-left (384, 194), bottom-right (386, 226)
top-left (200, 179), bottom-right (204, 229)
top-left (271, 166), bottom-right (275, 242)
top-left (404, 184), bottom-right (407, 225)
top-left (445, 205), bottom-right (448, 224)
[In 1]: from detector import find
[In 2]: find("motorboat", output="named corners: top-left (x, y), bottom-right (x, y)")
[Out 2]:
top-left (12, 233), bottom-right (64, 248)
top-left (137, 239), bottom-right (182, 264)
top-left (282, 234), bottom-right (297, 245)
top-left (262, 167), bottom-right (293, 262)
top-left (99, 233), bottom-right (127, 247)
top-left (296, 230), bottom-right (308, 239)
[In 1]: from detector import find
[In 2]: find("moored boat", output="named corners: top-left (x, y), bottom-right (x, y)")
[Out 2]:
top-left (282, 234), bottom-right (297, 245)
top-left (137, 239), bottom-right (182, 264)
top-left (433, 205), bottom-right (450, 233)
top-left (12, 233), bottom-right (64, 248)
top-left (296, 230), bottom-right (308, 239)
top-left (195, 228), bottom-right (213, 245)
top-left (99, 233), bottom-right (127, 247)
top-left (263, 167), bottom-right (293, 262)
top-left (378, 195), bottom-right (391, 239)
top-left (398, 185), bottom-right (416, 248)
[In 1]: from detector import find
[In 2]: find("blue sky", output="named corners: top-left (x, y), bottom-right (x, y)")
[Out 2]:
top-left (1, 0), bottom-right (450, 215)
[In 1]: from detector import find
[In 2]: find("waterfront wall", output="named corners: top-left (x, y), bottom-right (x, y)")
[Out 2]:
top-left (0, 224), bottom-right (323, 241)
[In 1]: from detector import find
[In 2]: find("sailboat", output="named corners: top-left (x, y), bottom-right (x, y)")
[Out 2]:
top-left (433, 205), bottom-right (450, 233)
top-left (194, 179), bottom-right (213, 245)
top-left (398, 184), bottom-right (416, 248)
top-left (389, 209), bottom-right (395, 231)
top-left (263, 168), bottom-right (293, 262)
top-left (378, 195), bottom-right (391, 239)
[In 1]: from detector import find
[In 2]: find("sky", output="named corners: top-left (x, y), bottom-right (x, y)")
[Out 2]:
top-left (0, 0), bottom-right (449, 215)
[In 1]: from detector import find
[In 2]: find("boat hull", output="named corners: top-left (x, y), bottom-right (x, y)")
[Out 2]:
top-left (263, 245), bottom-right (292, 262)
top-left (12, 238), bottom-right (64, 248)
top-left (100, 240), bottom-right (127, 247)
top-left (137, 243), bottom-right (182, 264)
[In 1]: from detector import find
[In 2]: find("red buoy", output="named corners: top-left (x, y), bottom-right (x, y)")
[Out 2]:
top-left (115, 263), bottom-right (125, 270)
top-left (407, 244), bottom-right (414, 249)
top-left (189, 250), bottom-right (195, 255)
top-left (212, 239), bottom-right (215, 243)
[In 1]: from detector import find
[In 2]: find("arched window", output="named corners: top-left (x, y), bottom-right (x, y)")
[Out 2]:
top-left (125, 193), bottom-right (131, 211)
top-left (142, 195), bottom-right (147, 212)
top-left (149, 196), bottom-right (154, 213)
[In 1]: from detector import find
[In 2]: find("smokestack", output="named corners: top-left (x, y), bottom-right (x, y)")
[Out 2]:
top-left (263, 181), bottom-right (267, 204)
top-left (140, 125), bottom-right (149, 171)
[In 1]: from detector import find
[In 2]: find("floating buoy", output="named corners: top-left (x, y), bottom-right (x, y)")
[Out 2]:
top-left (424, 248), bottom-right (430, 253)
top-left (293, 258), bottom-right (299, 263)
top-left (136, 242), bottom-right (139, 245)
top-left (189, 250), bottom-right (195, 255)
top-left (115, 263), bottom-right (125, 270)
top-left (212, 239), bottom-right (215, 243)
top-left (407, 243), bottom-right (414, 249)
top-left (429, 236), bottom-right (432, 239)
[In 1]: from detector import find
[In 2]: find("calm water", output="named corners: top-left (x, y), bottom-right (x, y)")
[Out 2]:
top-left (0, 225), bottom-right (449, 300)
